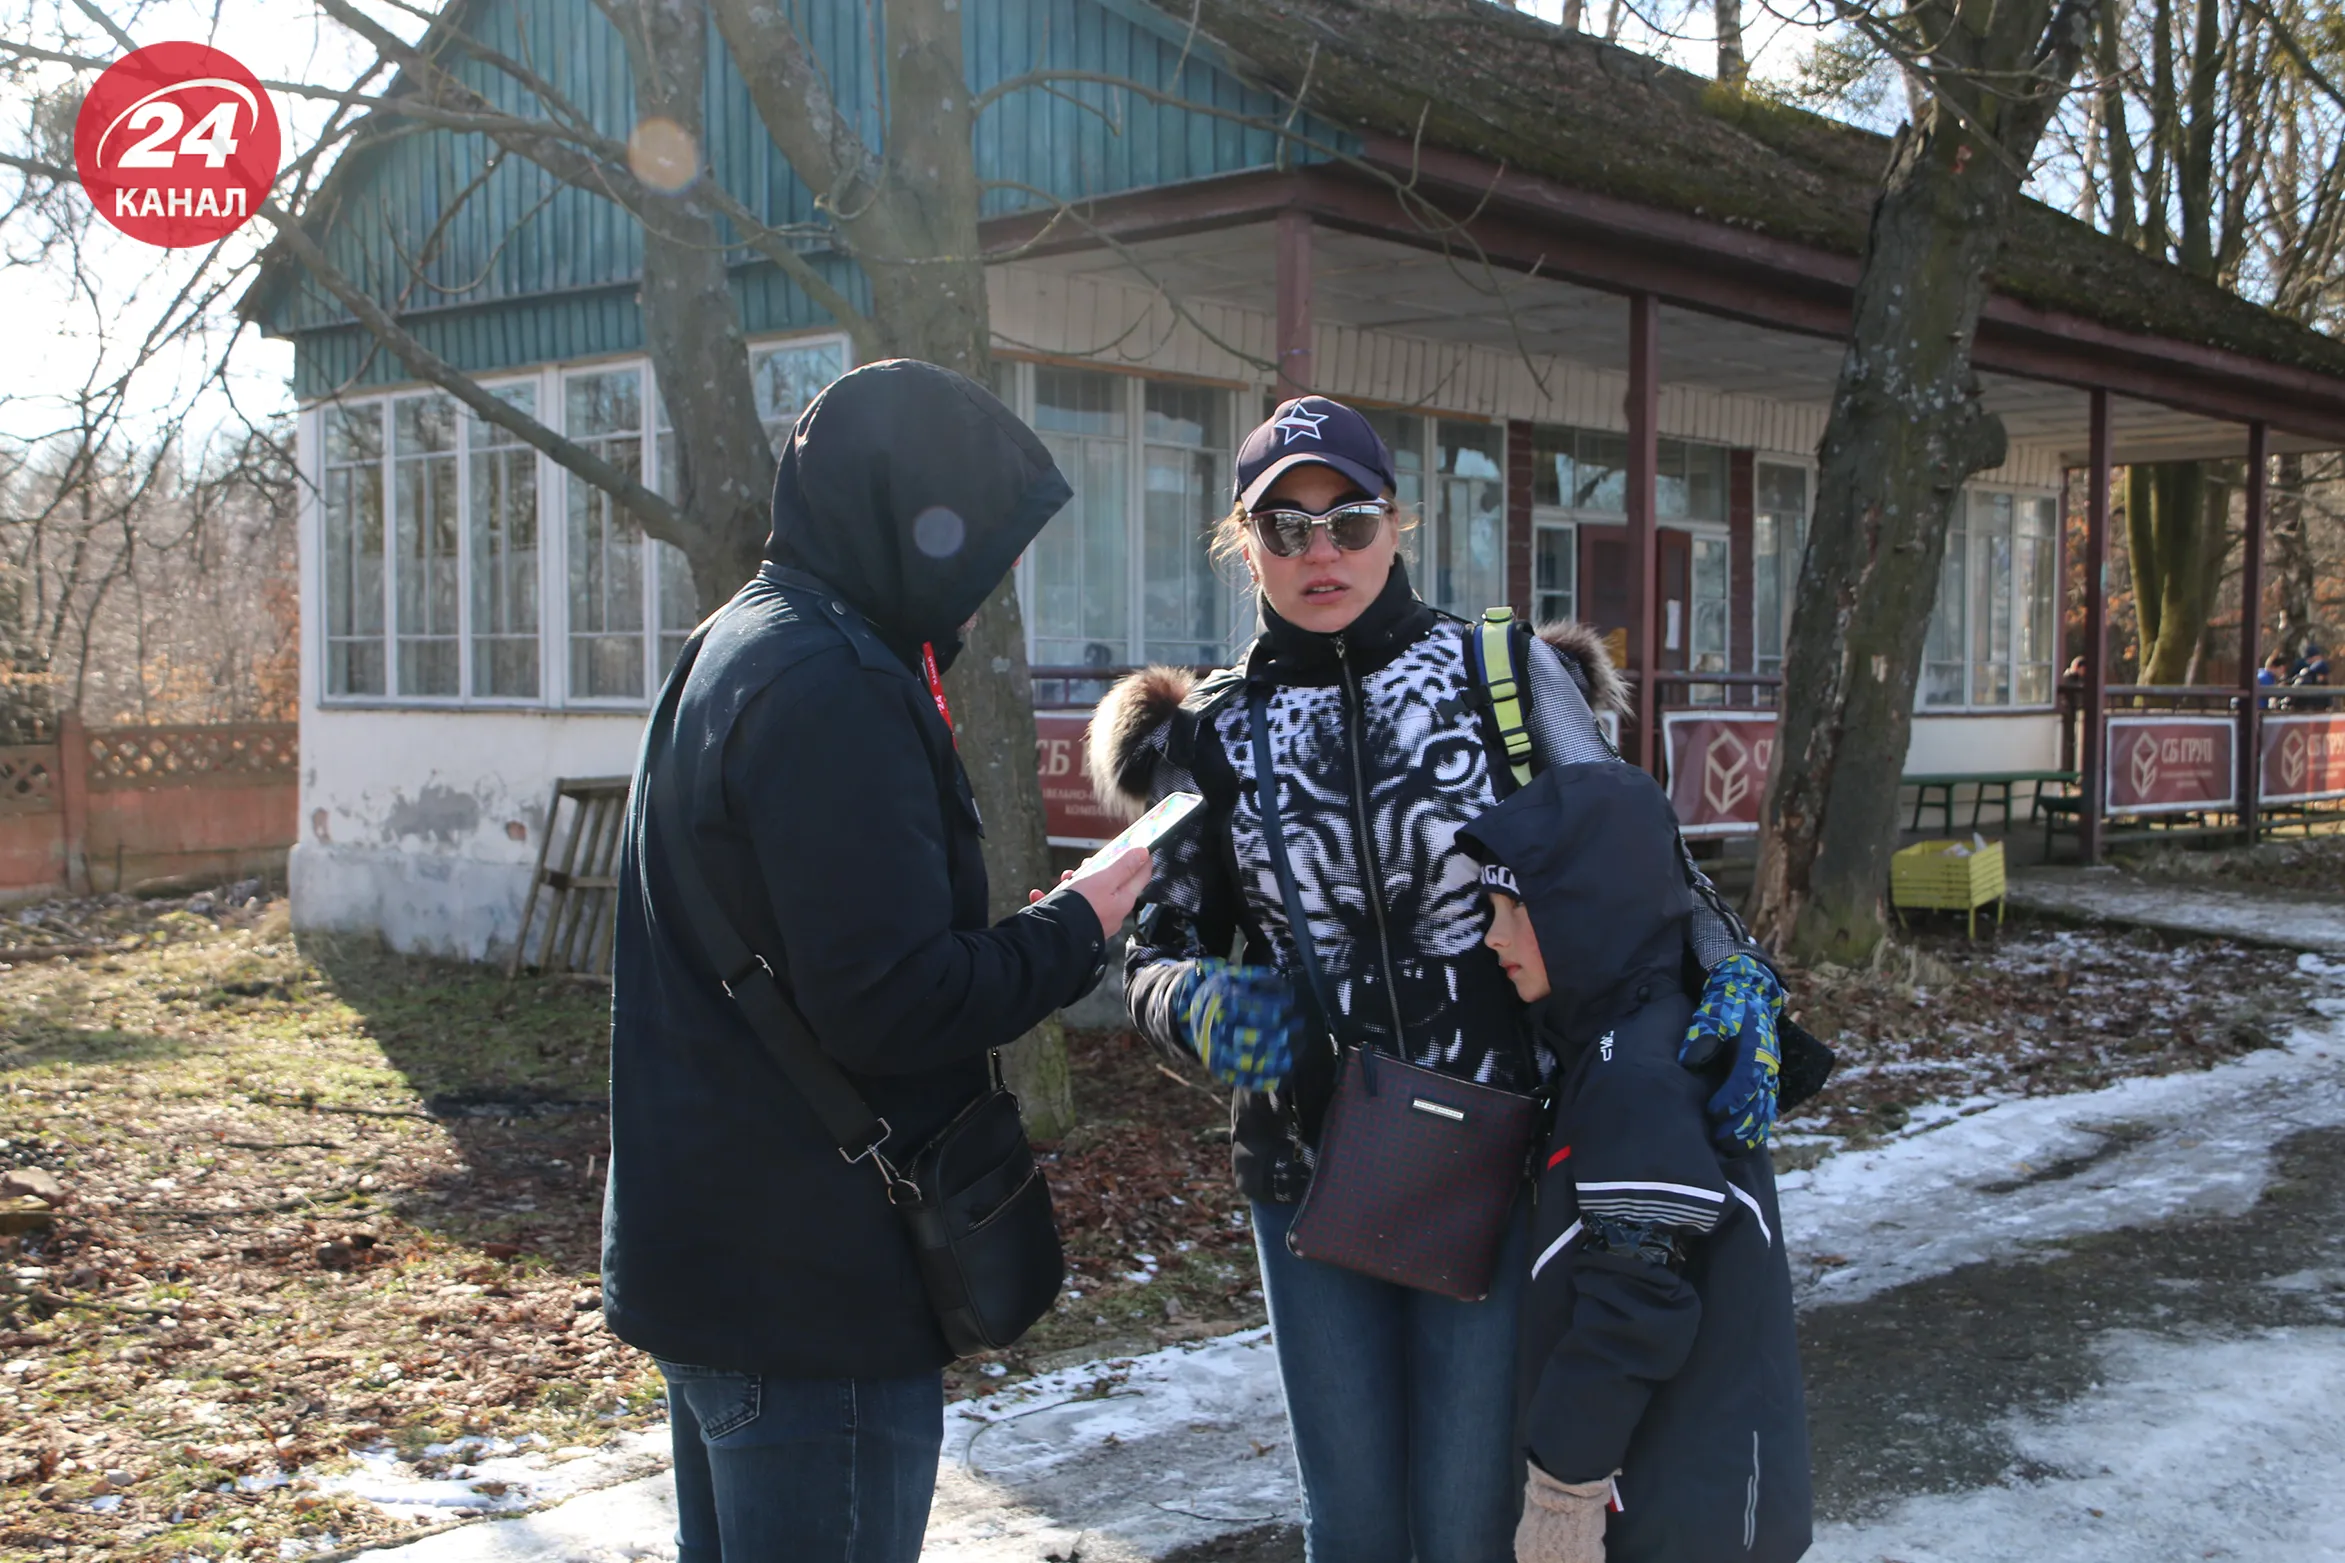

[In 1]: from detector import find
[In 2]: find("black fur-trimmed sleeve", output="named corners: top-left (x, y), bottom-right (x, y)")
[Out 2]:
top-left (1121, 701), bottom-right (1244, 1067)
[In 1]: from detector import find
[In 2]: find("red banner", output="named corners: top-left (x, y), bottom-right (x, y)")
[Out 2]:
top-left (1035, 710), bottom-right (1126, 847)
top-left (2263, 714), bottom-right (2345, 805)
top-left (2105, 717), bottom-right (2236, 815)
top-left (1661, 713), bottom-right (1777, 837)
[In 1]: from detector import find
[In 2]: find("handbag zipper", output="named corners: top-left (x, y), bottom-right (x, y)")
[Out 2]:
top-left (1334, 634), bottom-right (1412, 1056)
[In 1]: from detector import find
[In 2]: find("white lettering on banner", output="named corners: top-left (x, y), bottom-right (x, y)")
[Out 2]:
top-left (114, 188), bottom-right (138, 216)
top-left (166, 187), bottom-right (191, 217)
top-left (226, 187), bottom-right (244, 216)
top-left (2160, 737), bottom-right (2217, 764)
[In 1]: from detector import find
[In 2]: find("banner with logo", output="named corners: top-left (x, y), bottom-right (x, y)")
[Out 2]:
top-left (1036, 710), bottom-right (1126, 847)
top-left (2104, 716), bottom-right (2236, 815)
top-left (2262, 714), bottom-right (2345, 806)
top-left (1661, 712), bottom-right (1778, 837)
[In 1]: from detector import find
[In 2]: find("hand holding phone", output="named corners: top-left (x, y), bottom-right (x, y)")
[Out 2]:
top-left (1085, 791), bottom-right (1205, 866)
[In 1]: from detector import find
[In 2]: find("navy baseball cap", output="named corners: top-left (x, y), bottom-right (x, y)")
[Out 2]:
top-left (1235, 396), bottom-right (1397, 511)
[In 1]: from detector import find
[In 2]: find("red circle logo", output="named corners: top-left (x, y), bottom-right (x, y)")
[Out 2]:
top-left (73, 43), bottom-right (280, 248)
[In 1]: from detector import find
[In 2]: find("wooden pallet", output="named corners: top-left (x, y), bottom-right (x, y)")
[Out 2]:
top-left (508, 776), bottom-right (633, 980)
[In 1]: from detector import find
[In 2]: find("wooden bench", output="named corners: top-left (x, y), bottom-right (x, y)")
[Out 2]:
top-left (1902, 769), bottom-right (2080, 833)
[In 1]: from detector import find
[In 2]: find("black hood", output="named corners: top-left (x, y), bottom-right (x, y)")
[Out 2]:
top-left (765, 359), bottom-right (1071, 667)
top-left (1456, 763), bottom-right (1695, 1038)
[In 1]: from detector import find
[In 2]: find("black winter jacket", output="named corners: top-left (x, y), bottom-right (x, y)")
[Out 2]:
top-left (602, 361), bottom-right (1108, 1378)
top-left (1458, 764), bottom-right (1811, 1563)
top-left (1093, 561), bottom-right (1755, 1203)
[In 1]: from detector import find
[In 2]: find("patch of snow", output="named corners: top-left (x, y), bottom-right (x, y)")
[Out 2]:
top-left (318, 1428), bottom-right (669, 1530)
top-left (1808, 1329), bottom-right (2345, 1562)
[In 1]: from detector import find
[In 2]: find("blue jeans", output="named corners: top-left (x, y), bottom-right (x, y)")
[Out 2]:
top-left (658, 1360), bottom-right (943, 1563)
top-left (1252, 1198), bottom-right (1526, 1563)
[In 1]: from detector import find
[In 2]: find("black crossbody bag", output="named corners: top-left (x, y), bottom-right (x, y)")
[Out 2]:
top-left (639, 616), bottom-right (1063, 1358)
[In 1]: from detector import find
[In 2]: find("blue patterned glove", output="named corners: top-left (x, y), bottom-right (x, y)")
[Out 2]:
top-left (1176, 960), bottom-right (1297, 1089)
top-left (1680, 952), bottom-right (1784, 1152)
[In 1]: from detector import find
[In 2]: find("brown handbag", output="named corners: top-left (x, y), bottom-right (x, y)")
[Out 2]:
top-left (1247, 687), bottom-right (1541, 1301)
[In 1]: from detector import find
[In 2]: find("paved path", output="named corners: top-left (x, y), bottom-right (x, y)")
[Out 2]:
top-left (2007, 865), bottom-right (2345, 953)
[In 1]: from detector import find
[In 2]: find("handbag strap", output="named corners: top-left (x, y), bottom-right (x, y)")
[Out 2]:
top-left (641, 608), bottom-right (917, 1199)
top-left (1247, 684), bottom-right (1343, 1062)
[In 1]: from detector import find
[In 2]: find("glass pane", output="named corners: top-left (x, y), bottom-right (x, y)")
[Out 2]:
top-left (656, 541), bottom-right (698, 680)
top-left (1571, 429), bottom-right (1626, 514)
top-left (1534, 523), bottom-right (1576, 626)
top-left (470, 439), bottom-right (539, 699)
top-left (323, 404), bottom-right (386, 697)
top-left (566, 368), bottom-right (642, 442)
top-left (1754, 462), bottom-right (1809, 677)
top-left (1141, 383), bottom-right (1231, 666)
top-left (1656, 440), bottom-right (1689, 520)
top-left (1358, 408), bottom-right (1426, 575)
top-left (754, 339), bottom-right (847, 450)
top-left (1923, 520), bottom-right (1967, 707)
top-left (1683, 442), bottom-right (1727, 523)
top-left (566, 371), bottom-right (647, 699)
top-left (1033, 367), bottom-right (1125, 438)
top-left (392, 395), bottom-right (460, 697)
top-left (1971, 491), bottom-right (2014, 707)
top-left (1531, 425), bottom-right (1573, 508)
top-left (1031, 430), bottom-right (1128, 667)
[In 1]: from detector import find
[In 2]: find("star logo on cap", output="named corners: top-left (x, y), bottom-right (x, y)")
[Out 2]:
top-left (1273, 407), bottom-right (1328, 444)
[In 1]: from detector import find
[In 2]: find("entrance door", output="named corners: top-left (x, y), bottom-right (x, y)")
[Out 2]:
top-left (1579, 526), bottom-right (1631, 669)
top-left (1658, 528), bottom-right (1692, 675)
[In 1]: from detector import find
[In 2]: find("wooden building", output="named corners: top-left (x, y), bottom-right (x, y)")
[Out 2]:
top-left (244, 0), bottom-right (2345, 957)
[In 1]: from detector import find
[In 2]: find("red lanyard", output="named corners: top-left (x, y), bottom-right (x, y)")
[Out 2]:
top-left (921, 642), bottom-right (956, 744)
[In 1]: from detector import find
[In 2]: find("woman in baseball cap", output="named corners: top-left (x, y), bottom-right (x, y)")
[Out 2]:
top-left (1090, 393), bottom-right (1777, 1559)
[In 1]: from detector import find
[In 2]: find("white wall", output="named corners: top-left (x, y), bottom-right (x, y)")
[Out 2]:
top-left (1904, 712), bottom-right (2063, 775)
top-left (290, 705), bottom-right (646, 959)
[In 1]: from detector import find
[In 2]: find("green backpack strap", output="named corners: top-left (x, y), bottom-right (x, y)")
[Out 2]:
top-left (1474, 606), bottom-right (1535, 790)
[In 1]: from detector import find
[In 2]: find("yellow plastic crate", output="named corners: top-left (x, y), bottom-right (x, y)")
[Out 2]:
top-left (1890, 838), bottom-right (2007, 938)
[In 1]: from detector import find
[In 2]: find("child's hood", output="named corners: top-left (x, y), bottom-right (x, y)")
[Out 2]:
top-left (1455, 762), bottom-right (1696, 1035)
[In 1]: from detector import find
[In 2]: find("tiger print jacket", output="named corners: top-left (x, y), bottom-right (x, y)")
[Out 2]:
top-left (1089, 560), bottom-right (1755, 1203)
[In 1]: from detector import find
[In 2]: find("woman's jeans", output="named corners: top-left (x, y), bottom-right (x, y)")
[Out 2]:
top-left (657, 1360), bottom-right (943, 1563)
top-left (1252, 1198), bottom-right (1527, 1563)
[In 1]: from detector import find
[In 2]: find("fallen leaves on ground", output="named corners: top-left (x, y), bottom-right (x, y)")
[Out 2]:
top-left (2112, 832), bottom-right (2345, 900)
top-left (1777, 912), bottom-right (2318, 1150)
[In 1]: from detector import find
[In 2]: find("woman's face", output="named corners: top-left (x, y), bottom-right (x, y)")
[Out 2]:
top-left (1483, 893), bottom-right (1551, 1003)
top-left (1244, 463), bottom-right (1399, 636)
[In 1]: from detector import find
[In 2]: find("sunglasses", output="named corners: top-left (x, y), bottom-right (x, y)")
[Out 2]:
top-left (1247, 499), bottom-right (1392, 559)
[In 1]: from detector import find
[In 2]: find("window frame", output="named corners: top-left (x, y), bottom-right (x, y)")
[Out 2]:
top-left (308, 331), bottom-right (852, 713)
top-left (1918, 481), bottom-right (2063, 714)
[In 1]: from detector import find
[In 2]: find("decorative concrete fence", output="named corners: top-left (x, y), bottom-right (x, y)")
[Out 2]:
top-left (0, 717), bottom-right (298, 899)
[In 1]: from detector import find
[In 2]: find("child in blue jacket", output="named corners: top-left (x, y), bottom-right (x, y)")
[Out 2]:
top-left (1458, 761), bottom-right (1812, 1563)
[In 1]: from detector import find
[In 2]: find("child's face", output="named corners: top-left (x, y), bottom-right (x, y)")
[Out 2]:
top-left (1483, 892), bottom-right (1551, 1003)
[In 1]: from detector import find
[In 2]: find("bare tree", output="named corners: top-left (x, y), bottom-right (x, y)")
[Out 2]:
top-left (1750, 0), bottom-right (2100, 963)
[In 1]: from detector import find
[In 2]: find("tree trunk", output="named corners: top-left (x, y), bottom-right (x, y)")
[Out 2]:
top-left (2126, 461), bottom-right (2214, 685)
top-left (838, 0), bottom-right (1078, 1140)
top-left (2096, 2), bottom-right (2139, 243)
top-left (2268, 452), bottom-right (2313, 663)
top-left (1715, 0), bottom-right (1748, 86)
top-left (625, 0), bottom-right (778, 613)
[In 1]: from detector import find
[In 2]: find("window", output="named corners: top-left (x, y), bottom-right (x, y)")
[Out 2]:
top-left (1019, 366), bottom-right (1236, 671)
top-left (1534, 426), bottom-right (1727, 522)
top-left (1922, 487), bottom-right (2059, 709)
top-left (470, 386), bottom-right (540, 698)
top-left (1141, 383), bottom-right (1234, 667)
top-left (1689, 534), bottom-right (1729, 679)
top-left (393, 395), bottom-right (461, 697)
top-left (1434, 421), bottom-right (1506, 616)
top-left (1752, 461), bottom-right (1809, 677)
top-left (323, 404), bottom-right (386, 697)
top-left (315, 337), bottom-right (849, 709)
top-left (1533, 521), bottom-right (1576, 625)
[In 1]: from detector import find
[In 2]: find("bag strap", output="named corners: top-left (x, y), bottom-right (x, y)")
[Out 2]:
top-left (1472, 606), bottom-right (1535, 791)
top-left (640, 611), bottom-right (918, 1199)
top-left (1246, 683), bottom-right (1340, 1058)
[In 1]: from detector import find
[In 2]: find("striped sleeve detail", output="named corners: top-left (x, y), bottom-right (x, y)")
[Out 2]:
top-left (1728, 1183), bottom-right (1773, 1247)
top-left (1575, 1178), bottom-right (1727, 1233)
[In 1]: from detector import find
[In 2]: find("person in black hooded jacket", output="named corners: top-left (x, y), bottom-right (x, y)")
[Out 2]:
top-left (1457, 764), bottom-right (1811, 1563)
top-left (602, 359), bottom-right (1152, 1563)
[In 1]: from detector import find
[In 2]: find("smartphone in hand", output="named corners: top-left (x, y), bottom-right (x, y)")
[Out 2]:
top-left (1082, 791), bottom-right (1204, 869)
